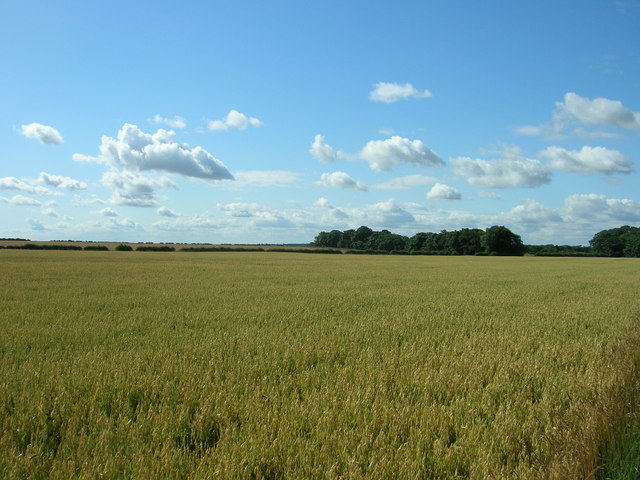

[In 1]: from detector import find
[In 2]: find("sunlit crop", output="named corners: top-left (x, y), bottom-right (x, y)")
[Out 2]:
top-left (1, 251), bottom-right (638, 479)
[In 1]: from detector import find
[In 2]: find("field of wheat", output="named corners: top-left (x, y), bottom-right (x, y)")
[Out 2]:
top-left (1, 251), bottom-right (639, 479)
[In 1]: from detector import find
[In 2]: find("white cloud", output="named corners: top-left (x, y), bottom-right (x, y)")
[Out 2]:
top-left (451, 146), bottom-right (551, 188)
top-left (232, 170), bottom-right (303, 187)
top-left (371, 174), bottom-right (439, 191)
top-left (313, 197), bottom-right (415, 229)
top-left (369, 82), bottom-right (432, 103)
top-left (564, 194), bottom-right (640, 223)
top-left (219, 202), bottom-right (263, 218)
top-left (97, 218), bottom-right (142, 231)
top-left (539, 146), bottom-right (632, 175)
top-left (0, 195), bottom-right (42, 206)
top-left (72, 194), bottom-right (106, 206)
top-left (0, 176), bottom-right (60, 196)
top-left (517, 92), bottom-right (640, 138)
top-left (101, 170), bottom-right (177, 208)
top-left (426, 183), bottom-right (462, 200)
top-left (42, 208), bottom-right (59, 217)
top-left (501, 199), bottom-right (563, 226)
top-left (37, 172), bottom-right (88, 190)
top-left (309, 134), bottom-right (349, 163)
top-left (157, 206), bottom-right (180, 217)
top-left (151, 114), bottom-right (186, 129)
top-left (97, 207), bottom-right (118, 217)
top-left (557, 92), bottom-right (640, 129)
top-left (316, 172), bottom-right (367, 191)
top-left (360, 136), bottom-right (444, 172)
top-left (208, 109), bottom-right (263, 131)
top-left (73, 123), bottom-right (233, 180)
top-left (20, 123), bottom-right (63, 145)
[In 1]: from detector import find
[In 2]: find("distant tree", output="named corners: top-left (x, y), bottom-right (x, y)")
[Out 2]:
top-left (338, 229), bottom-right (356, 249)
top-left (366, 230), bottom-right (408, 252)
top-left (408, 232), bottom-right (434, 252)
top-left (590, 225), bottom-right (640, 257)
top-left (115, 244), bottom-right (133, 251)
top-left (312, 230), bottom-right (343, 248)
top-left (459, 228), bottom-right (485, 255)
top-left (353, 226), bottom-right (374, 249)
top-left (483, 226), bottom-right (525, 256)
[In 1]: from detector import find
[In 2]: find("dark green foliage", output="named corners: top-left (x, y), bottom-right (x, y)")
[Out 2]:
top-left (590, 225), bottom-right (640, 257)
top-left (311, 229), bottom-right (343, 248)
top-left (135, 245), bottom-right (176, 252)
top-left (83, 245), bottom-right (109, 251)
top-left (3, 243), bottom-right (82, 251)
top-left (526, 245), bottom-right (592, 257)
top-left (482, 226), bottom-right (525, 256)
top-left (314, 225), bottom-right (490, 255)
top-left (115, 244), bottom-right (133, 251)
top-left (175, 417), bottom-right (222, 453)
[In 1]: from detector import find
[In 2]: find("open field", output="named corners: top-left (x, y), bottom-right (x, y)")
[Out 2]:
top-left (1, 251), bottom-right (639, 479)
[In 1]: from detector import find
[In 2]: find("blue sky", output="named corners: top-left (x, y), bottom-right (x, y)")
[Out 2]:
top-left (1, 1), bottom-right (639, 245)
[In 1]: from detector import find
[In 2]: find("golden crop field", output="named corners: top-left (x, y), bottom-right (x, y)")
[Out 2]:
top-left (1, 251), bottom-right (639, 479)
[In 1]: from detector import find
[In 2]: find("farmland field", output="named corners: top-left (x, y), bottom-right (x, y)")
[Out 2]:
top-left (1, 251), bottom-right (639, 479)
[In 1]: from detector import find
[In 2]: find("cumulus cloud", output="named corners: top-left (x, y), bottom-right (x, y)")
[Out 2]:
top-left (0, 195), bottom-right (42, 206)
top-left (369, 82), bottom-right (432, 103)
top-left (316, 172), bottom-right (367, 191)
top-left (539, 146), bottom-right (632, 175)
top-left (360, 136), bottom-right (444, 172)
top-left (372, 174), bottom-right (439, 190)
top-left (451, 146), bottom-right (551, 188)
top-left (97, 207), bottom-right (118, 217)
top-left (558, 92), bottom-right (640, 129)
top-left (564, 194), bottom-right (640, 223)
top-left (37, 172), bottom-right (88, 190)
top-left (313, 197), bottom-right (415, 229)
top-left (20, 123), bottom-right (63, 145)
top-left (157, 206), bottom-right (180, 217)
top-left (208, 110), bottom-right (263, 131)
top-left (73, 123), bottom-right (233, 180)
top-left (219, 202), bottom-right (262, 218)
top-left (42, 208), bottom-right (59, 217)
top-left (309, 135), bottom-right (349, 163)
top-left (101, 170), bottom-right (177, 207)
top-left (517, 92), bottom-right (640, 138)
top-left (0, 177), bottom-right (59, 196)
top-left (426, 183), bottom-right (462, 200)
top-left (501, 199), bottom-right (563, 226)
top-left (151, 114), bottom-right (186, 129)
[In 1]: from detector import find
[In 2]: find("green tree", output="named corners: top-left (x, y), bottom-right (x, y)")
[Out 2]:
top-left (312, 230), bottom-right (343, 248)
top-left (590, 225), bottom-right (640, 257)
top-left (483, 226), bottom-right (525, 256)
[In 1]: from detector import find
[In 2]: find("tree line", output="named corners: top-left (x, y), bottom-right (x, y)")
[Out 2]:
top-left (312, 225), bottom-right (526, 256)
top-left (312, 225), bottom-right (640, 257)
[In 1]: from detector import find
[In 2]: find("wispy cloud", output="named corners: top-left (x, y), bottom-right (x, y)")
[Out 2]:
top-left (151, 114), bottom-right (187, 129)
top-left (369, 82), bottom-right (432, 103)
top-left (208, 110), bottom-right (263, 131)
